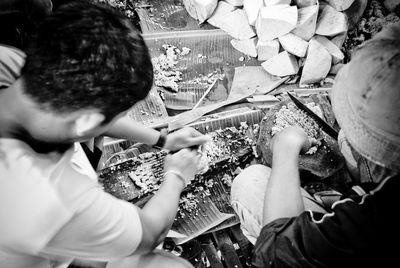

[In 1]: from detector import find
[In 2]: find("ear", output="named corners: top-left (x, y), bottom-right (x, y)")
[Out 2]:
top-left (73, 112), bottom-right (105, 136)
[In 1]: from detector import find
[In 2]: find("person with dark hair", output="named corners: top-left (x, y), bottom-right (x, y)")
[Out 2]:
top-left (230, 24), bottom-right (400, 267)
top-left (0, 1), bottom-right (208, 268)
top-left (0, 0), bottom-right (53, 49)
top-left (0, 0), bottom-right (207, 171)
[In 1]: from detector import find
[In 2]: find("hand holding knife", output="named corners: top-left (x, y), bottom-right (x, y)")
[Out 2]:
top-left (287, 92), bottom-right (339, 140)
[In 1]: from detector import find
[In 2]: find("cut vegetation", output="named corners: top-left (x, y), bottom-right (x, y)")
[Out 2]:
top-left (182, 0), bottom-right (218, 23)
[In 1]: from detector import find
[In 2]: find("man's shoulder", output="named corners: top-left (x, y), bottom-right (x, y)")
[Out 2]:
top-left (0, 44), bottom-right (26, 88)
top-left (0, 139), bottom-right (98, 204)
top-left (0, 138), bottom-right (64, 174)
top-left (0, 139), bottom-right (75, 252)
top-left (0, 139), bottom-right (103, 251)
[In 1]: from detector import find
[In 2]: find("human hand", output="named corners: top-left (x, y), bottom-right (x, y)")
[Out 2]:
top-left (163, 127), bottom-right (211, 152)
top-left (164, 148), bottom-right (202, 187)
top-left (271, 126), bottom-right (318, 154)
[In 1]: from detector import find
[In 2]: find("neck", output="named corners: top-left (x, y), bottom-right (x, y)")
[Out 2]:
top-left (0, 80), bottom-right (25, 138)
top-left (11, 126), bottom-right (71, 154)
top-left (0, 80), bottom-right (72, 154)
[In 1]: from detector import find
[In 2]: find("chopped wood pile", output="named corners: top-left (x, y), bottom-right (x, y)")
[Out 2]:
top-left (182, 0), bottom-right (355, 87)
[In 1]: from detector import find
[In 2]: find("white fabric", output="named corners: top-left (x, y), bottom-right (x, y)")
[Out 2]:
top-left (0, 139), bottom-right (143, 268)
top-left (231, 164), bottom-right (327, 245)
top-left (0, 44), bottom-right (25, 88)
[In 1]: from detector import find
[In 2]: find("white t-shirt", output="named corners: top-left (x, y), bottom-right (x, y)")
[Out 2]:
top-left (0, 136), bottom-right (143, 268)
top-left (0, 44), bottom-right (143, 268)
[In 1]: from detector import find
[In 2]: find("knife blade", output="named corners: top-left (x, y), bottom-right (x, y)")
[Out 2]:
top-left (287, 92), bottom-right (339, 140)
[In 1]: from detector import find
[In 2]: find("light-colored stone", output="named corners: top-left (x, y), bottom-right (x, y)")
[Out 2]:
top-left (264, 0), bottom-right (291, 6)
top-left (182, 0), bottom-right (218, 23)
top-left (291, 5), bottom-right (319, 41)
top-left (315, 4), bottom-right (348, 37)
top-left (257, 39), bottom-right (280, 61)
top-left (262, 51), bottom-right (299, 77)
top-left (313, 35), bottom-right (344, 64)
top-left (243, 0), bottom-right (264, 26)
top-left (331, 31), bottom-right (347, 49)
top-left (208, 1), bottom-right (236, 23)
top-left (256, 5), bottom-right (298, 41)
top-left (231, 37), bottom-right (258, 57)
top-left (293, 0), bottom-right (318, 8)
top-left (278, 33), bottom-right (309, 57)
top-left (225, 0), bottom-right (244, 7)
top-left (209, 5), bottom-right (256, 40)
top-left (300, 38), bottom-right (332, 86)
top-left (326, 0), bottom-right (355, 11)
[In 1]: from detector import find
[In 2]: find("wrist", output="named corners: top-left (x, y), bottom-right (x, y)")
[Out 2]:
top-left (273, 141), bottom-right (302, 155)
top-left (163, 170), bottom-right (187, 189)
top-left (154, 128), bottom-right (168, 148)
top-left (272, 146), bottom-right (300, 169)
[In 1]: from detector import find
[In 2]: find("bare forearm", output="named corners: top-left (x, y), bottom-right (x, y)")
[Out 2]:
top-left (263, 146), bottom-right (305, 225)
top-left (143, 175), bottom-right (182, 232)
top-left (138, 174), bottom-right (184, 250)
top-left (105, 116), bottom-right (159, 145)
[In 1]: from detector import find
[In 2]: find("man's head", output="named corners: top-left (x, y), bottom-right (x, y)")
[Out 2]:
top-left (19, 0), bottom-right (153, 142)
top-left (331, 24), bottom-right (400, 175)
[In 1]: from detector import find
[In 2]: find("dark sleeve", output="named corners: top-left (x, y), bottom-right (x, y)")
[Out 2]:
top-left (251, 176), bottom-right (398, 268)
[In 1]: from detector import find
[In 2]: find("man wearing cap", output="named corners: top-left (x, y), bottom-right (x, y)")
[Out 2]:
top-left (230, 24), bottom-right (400, 267)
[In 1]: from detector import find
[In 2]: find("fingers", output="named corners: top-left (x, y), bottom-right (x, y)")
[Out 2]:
top-left (188, 135), bottom-right (212, 146)
top-left (187, 128), bottom-right (212, 142)
top-left (271, 126), bottom-right (311, 152)
top-left (187, 127), bottom-right (203, 137)
top-left (165, 148), bottom-right (202, 180)
top-left (172, 148), bottom-right (201, 160)
top-left (176, 127), bottom-right (211, 147)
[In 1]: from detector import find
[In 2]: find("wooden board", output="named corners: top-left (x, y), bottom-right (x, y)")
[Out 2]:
top-left (230, 224), bottom-right (253, 266)
top-left (213, 230), bottom-right (243, 268)
top-left (257, 94), bottom-right (345, 178)
top-left (197, 225), bottom-right (255, 268)
top-left (199, 235), bottom-right (225, 268)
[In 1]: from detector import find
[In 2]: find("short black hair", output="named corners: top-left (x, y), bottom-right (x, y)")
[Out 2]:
top-left (21, 0), bottom-right (153, 122)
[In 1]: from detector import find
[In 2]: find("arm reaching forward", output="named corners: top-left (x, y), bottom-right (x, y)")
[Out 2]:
top-left (263, 126), bottom-right (317, 225)
top-left (105, 116), bottom-right (210, 151)
top-left (135, 148), bottom-right (201, 253)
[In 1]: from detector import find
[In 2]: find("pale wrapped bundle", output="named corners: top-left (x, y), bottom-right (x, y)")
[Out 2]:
top-left (182, 0), bottom-right (218, 23)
